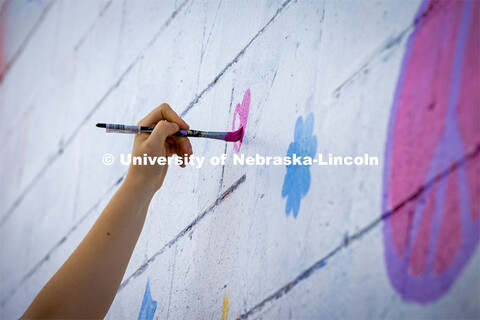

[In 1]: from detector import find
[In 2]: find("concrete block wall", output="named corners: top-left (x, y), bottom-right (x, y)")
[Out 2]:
top-left (0, 0), bottom-right (478, 319)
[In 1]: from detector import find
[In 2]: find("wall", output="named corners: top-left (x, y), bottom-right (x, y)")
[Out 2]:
top-left (0, 0), bottom-right (478, 319)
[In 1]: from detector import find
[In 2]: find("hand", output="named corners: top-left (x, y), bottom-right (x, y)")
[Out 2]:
top-left (124, 103), bottom-right (193, 193)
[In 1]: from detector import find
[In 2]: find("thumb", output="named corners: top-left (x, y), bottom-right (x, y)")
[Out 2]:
top-left (149, 120), bottom-right (179, 146)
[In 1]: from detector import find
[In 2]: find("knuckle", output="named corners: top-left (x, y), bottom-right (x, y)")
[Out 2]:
top-left (157, 120), bottom-right (168, 129)
top-left (137, 116), bottom-right (149, 126)
top-left (159, 103), bottom-right (171, 111)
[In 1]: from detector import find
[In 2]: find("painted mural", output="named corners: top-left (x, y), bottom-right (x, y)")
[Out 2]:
top-left (383, 0), bottom-right (479, 303)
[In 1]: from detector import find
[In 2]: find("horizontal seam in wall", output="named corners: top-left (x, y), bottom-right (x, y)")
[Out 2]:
top-left (332, 0), bottom-right (445, 99)
top-left (0, 0), bottom-right (56, 84)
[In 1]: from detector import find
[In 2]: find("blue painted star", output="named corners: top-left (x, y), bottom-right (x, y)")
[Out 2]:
top-left (281, 114), bottom-right (317, 218)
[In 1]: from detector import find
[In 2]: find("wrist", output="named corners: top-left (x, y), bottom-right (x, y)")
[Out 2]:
top-left (122, 173), bottom-right (157, 201)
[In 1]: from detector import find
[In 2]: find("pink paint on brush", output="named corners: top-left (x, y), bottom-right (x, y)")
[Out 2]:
top-left (224, 127), bottom-right (243, 142)
top-left (232, 89), bottom-right (251, 152)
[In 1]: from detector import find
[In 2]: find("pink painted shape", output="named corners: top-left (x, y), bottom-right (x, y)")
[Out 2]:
top-left (383, 0), bottom-right (480, 303)
top-left (389, 0), bottom-right (479, 265)
top-left (389, 1), bottom-right (459, 214)
top-left (388, 0), bottom-right (479, 258)
top-left (232, 89), bottom-right (251, 152)
top-left (408, 189), bottom-right (436, 275)
top-left (433, 170), bottom-right (461, 274)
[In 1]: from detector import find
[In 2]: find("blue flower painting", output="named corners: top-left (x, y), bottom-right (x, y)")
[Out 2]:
top-left (281, 114), bottom-right (317, 218)
top-left (138, 278), bottom-right (157, 320)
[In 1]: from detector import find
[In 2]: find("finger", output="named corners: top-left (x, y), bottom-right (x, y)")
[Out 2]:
top-left (137, 103), bottom-right (189, 129)
top-left (134, 132), bottom-right (149, 143)
top-left (169, 144), bottom-right (187, 168)
top-left (166, 137), bottom-right (176, 145)
top-left (171, 137), bottom-right (192, 168)
top-left (148, 120), bottom-right (179, 147)
top-left (170, 136), bottom-right (193, 156)
top-left (174, 148), bottom-right (190, 168)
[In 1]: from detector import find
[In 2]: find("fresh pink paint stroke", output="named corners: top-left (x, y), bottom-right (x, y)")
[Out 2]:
top-left (232, 89), bottom-right (251, 152)
top-left (224, 127), bottom-right (243, 142)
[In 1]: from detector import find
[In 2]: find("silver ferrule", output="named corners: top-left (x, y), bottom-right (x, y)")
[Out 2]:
top-left (202, 132), bottom-right (228, 140)
top-left (105, 124), bottom-right (141, 134)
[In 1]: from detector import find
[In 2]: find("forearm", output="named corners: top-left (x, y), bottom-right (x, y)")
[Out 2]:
top-left (21, 177), bottom-right (154, 319)
top-left (21, 104), bottom-right (191, 319)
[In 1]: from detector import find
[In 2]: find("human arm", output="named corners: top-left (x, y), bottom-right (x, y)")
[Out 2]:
top-left (20, 104), bottom-right (192, 319)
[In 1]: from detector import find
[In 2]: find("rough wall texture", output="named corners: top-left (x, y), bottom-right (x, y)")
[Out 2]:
top-left (0, 0), bottom-right (478, 319)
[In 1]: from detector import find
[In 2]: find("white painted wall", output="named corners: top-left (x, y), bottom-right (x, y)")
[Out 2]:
top-left (1, 0), bottom-right (478, 319)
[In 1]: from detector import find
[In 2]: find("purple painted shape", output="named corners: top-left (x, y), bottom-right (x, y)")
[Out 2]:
top-left (383, 0), bottom-right (479, 304)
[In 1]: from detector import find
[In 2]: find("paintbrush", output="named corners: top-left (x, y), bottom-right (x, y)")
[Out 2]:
top-left (96, 123), bottom-right (243, 142)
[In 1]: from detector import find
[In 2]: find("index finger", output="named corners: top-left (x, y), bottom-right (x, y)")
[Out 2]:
top-left (137, 103), bottom-right (189, 129)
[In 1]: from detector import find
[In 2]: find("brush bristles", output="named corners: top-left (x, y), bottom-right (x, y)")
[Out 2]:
top-left (224, 127), bottom-right (243, 142)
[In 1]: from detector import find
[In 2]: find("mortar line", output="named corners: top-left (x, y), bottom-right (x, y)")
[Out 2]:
top-left (73, 0), bottom-right (113, 52)
top-left (218, 87), bottom-right (235, 194)
top-left (0, 0), bottom-right (56, 84)
top-left (0, 0), bottom-right (11, 20)
top-left (332, 0), bottom-right (445, 98)
top-left (239, 142), bottom-right (480, 319)
top-left (118, 174), bottom-right (247, 291)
